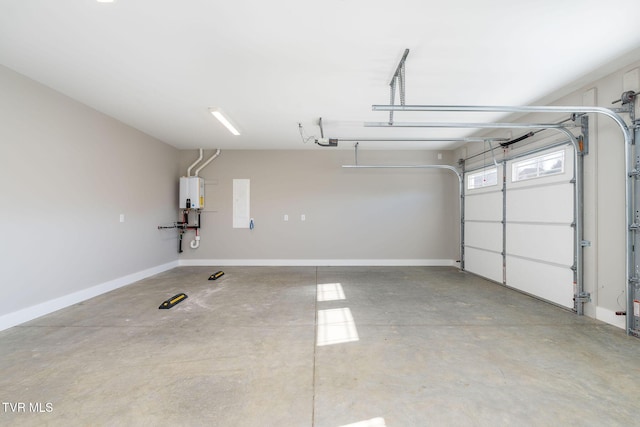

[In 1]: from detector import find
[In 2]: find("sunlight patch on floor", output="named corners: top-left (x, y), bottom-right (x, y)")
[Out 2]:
top-left (317, 283), bottom-right (346, 302)
top-left (317, 307), bottom-right (359, 346)
top-left (339, 417), bottom-right (387, 427)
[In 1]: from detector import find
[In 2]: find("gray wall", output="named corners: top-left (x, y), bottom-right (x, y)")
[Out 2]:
top-left (0, 65), bottom-right (180, 325)
top-left (455, 58), bottom-right (640, 328)
top-left (177, 149), bottom-right (460, 264)
top-left (12, 53), bottom-right (636, 328)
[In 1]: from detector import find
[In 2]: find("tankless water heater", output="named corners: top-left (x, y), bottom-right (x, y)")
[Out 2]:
top-left (179, 176), bottom-right (204, 209)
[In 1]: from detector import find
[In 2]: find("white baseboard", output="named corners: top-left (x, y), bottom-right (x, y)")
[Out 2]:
top-left (0, 260), bottom-right (179, 332)
top-left (595, 306), bottom-right (626, 330)
top-left (179, 259), bottom-right (458, 267)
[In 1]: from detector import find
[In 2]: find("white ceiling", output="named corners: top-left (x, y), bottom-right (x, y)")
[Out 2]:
top-left (1, 0), bottom-right (640, 150)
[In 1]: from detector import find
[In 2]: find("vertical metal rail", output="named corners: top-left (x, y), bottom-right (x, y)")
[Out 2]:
top-left (572, 115), bottom-right (590, 314)
top-left (460, 160), bottom-right (466, 270)
top-left (576, 130), bottom-right (587, 315)
top-left (569, 133), bottom-right (582, 314)
top-left (629, 100), bottom-right (639, 335)
top-left (502, 160), bottom-right (507, 285)
top-left (457, 169), bottom-right (464, 272)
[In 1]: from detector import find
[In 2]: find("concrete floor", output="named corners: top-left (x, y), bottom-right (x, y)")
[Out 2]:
top-left (1, 266), bottom-right (639, 426)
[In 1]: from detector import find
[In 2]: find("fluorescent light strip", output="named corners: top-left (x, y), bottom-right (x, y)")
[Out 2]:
top-left (210, 109), bottom-right (240, 136)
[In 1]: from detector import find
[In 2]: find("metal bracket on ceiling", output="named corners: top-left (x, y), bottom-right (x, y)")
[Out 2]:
top-left (388, 49), bottom-right (410, 125)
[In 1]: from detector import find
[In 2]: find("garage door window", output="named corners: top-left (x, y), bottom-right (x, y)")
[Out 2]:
top-left (467, 167), bottom-right (498, 190)
top-left (512, 150), bottom-right (564, 182)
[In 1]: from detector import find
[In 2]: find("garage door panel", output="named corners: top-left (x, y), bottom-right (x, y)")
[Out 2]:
top-left (506, 223), bottom-right (574, 266)
top-left (465, 145), bottom-right (576, 311)
top-left (465, 192), bottom-right (502, 221)
top-left (505, 256), bottom-right (574, 309)
top-left (506, 183), bottom-right (573, 223)
top-left (466, 222), bottom-right (502, 252)
top-left (503, 146), bottom-right (575, 310)
top-left (465, 247), bottom-right (502, 283)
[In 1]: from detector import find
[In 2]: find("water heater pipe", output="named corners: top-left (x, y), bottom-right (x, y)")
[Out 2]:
top-left (190, 228), bottom-right (200, 249)
top-left (187, 148), bottom-right (204, 177)
top-left (194, 149), bottom-right (221, 176)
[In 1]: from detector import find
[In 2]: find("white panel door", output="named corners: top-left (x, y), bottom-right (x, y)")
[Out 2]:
top-left (463, 166), bottom-right (503, 284)
top-left (464, 144), bottom-right (575, 310)
top-left (505, 145), bottom-right (575, 309)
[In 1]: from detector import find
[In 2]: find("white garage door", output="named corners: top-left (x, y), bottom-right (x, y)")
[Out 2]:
top-left (463, 165), bottom-right (504, 284)
top-left (464, 144), bottom-right (575, 309)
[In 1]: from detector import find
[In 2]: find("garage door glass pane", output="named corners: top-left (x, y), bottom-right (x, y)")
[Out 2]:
top-left (467, 167), bottom-right (497, 190)
top-left (512, 150), bottom-right (564, 182)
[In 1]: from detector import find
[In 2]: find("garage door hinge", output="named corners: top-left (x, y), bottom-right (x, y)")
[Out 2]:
top-left (574, 292), bottom-right (591, 303)
top-left (628, 169), bottom-right (640, 178)
top-left (629, 223), bottom-right (640, 231)
top-left (580, 240), bottom-right (592, 247)
top-left (629, 276), bottom-right (640, 284)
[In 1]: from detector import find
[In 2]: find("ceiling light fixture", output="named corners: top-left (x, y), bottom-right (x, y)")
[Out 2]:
top-left (209, 108), bottom-right (240, 136)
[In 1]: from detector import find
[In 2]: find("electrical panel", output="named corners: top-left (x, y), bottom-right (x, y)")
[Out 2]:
top-left (179, 177), bottom-right (204, 209)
